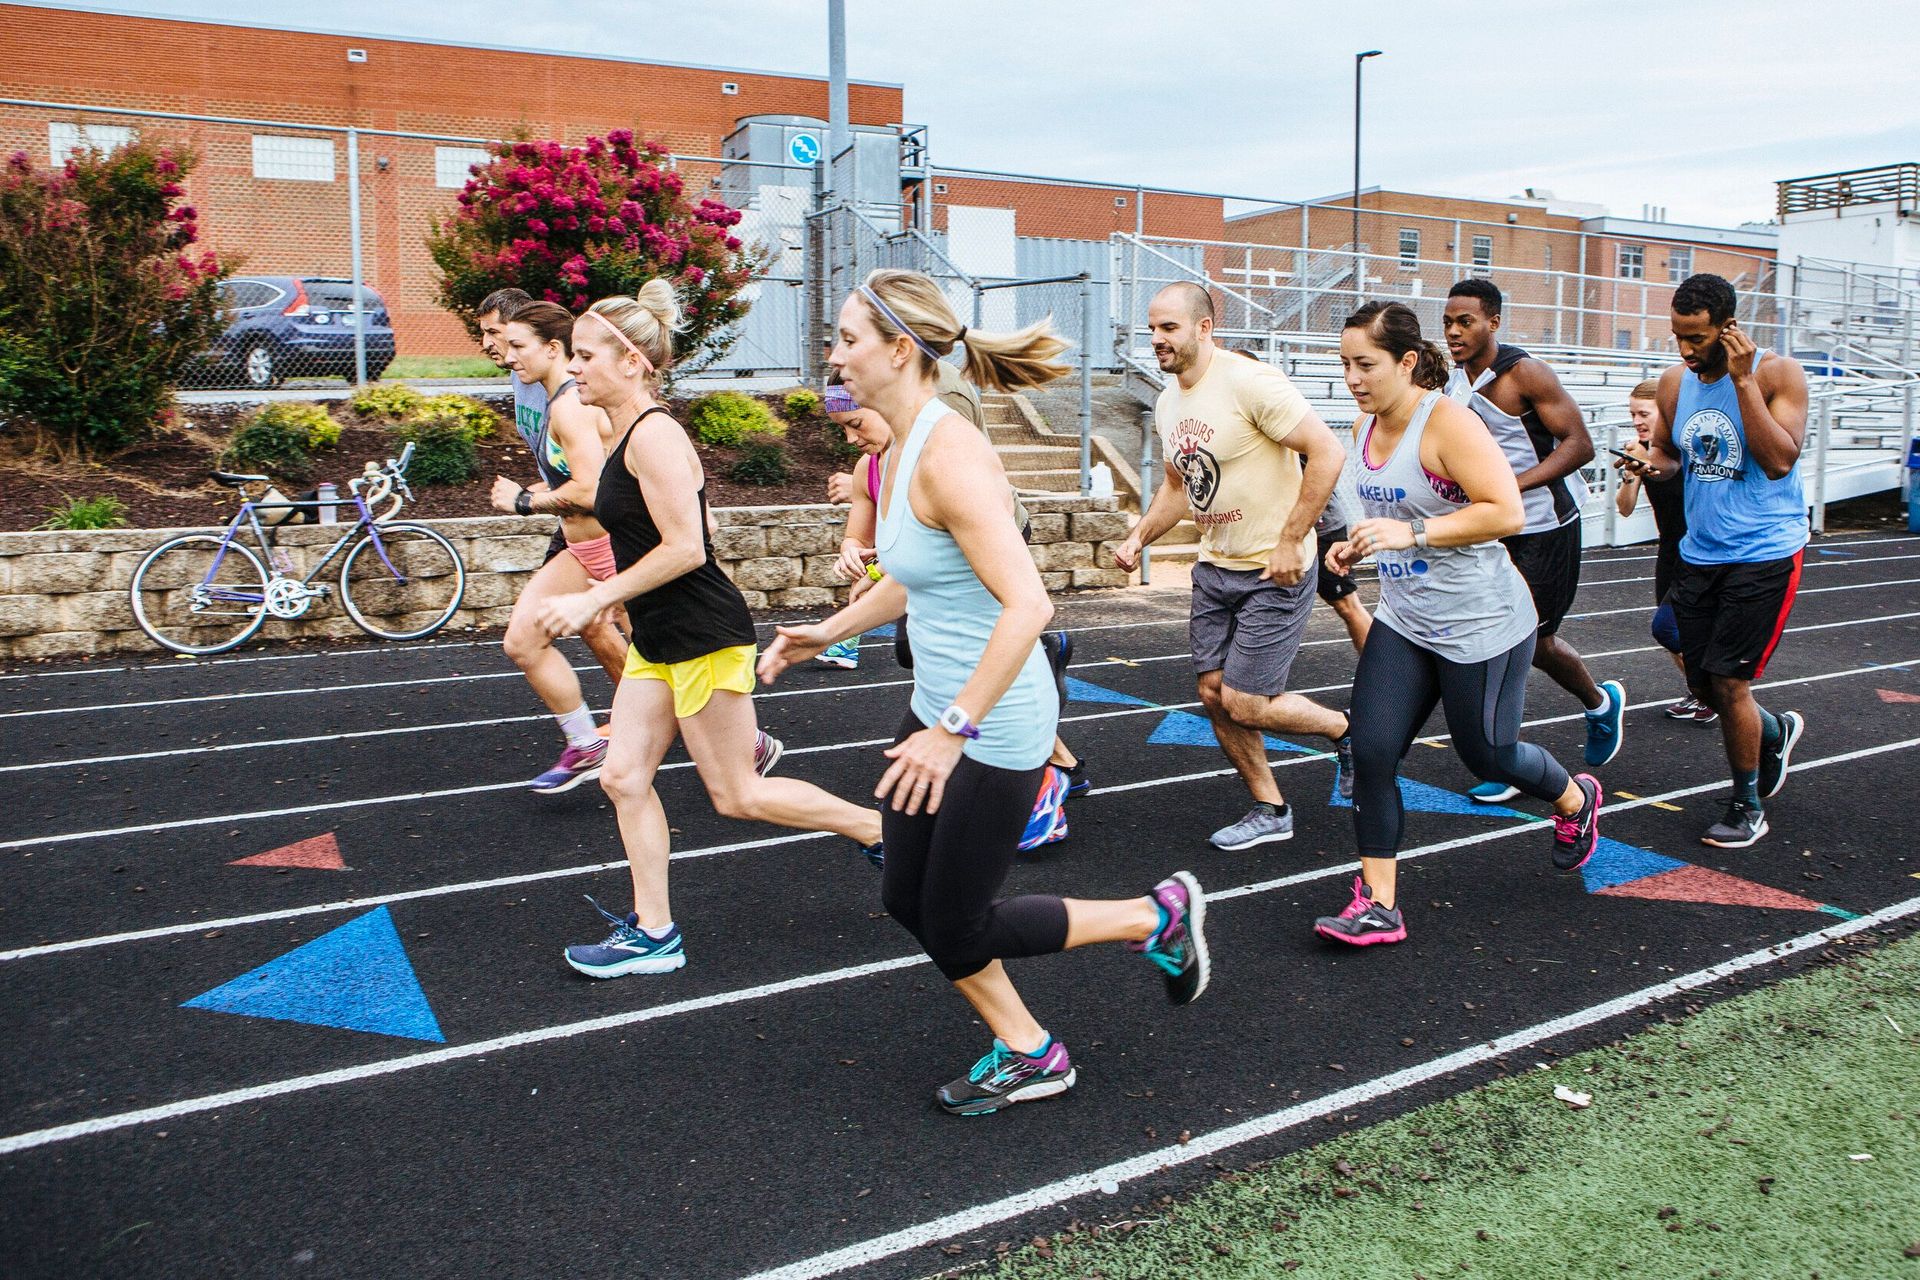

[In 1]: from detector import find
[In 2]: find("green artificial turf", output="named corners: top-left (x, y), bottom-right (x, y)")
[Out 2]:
top-left (976, 930), bottom-right (1920, 1280)
top-left (382, 356), bottom-right (507, 380)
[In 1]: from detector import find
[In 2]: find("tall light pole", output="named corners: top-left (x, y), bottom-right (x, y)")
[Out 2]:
top-left (1353, 49), bottom-right (1382, 301)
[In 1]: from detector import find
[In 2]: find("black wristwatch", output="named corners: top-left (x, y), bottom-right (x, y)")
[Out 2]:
top-left (514, 488), bottom-right (534, 516)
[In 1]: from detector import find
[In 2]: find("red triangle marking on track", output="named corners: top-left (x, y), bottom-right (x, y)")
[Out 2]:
top-left (1596, 865), bottom-right (1825, 913)
top-left (1877, 688), bottom-right (1920, 705)
top-left (230, 832), bottom-right (347, 871)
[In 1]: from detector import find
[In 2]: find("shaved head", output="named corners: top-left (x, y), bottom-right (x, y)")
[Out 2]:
top-left (1155, 281), bottom-right (1215, 324)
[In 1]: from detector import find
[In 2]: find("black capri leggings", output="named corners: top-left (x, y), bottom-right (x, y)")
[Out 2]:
top-left (1349, 622), bottom-right (1570, 860)
top-left (879, 713), bottom-right (1069, 981)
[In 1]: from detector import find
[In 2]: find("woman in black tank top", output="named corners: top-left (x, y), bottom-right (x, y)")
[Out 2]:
top-left (535, 284), bottom-right (883, 981)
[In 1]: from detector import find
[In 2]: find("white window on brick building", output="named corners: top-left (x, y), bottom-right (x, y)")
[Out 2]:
top-left (252, 135), bottom-right (335, 182)
top-left (435, 146), bottom-right (493, 189)
top-left (1399, 228), bottom-right (1419, 268)
top-left (1667, 246), bottom-right (1693, 283)
top-left (1471, 235), bottom-right (1493, 276)
top-left (1617, 243), bottom-right (1645, 280)
top-left (48, 122), bottom-right (134, 162)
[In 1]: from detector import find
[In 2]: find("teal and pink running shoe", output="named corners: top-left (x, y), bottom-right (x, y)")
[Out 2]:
top-left (1130, 871), bottom-right (1210, 1004)
top-left (936, 1036), bottom-right (1076, 1115)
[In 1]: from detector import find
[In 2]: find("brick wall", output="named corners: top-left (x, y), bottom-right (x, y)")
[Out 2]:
top-left (931, 171), bottom-right (1225, 243)
top-left (0, 4), bottom-right (905, 358)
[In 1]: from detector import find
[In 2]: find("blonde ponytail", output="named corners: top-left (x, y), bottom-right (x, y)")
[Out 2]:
top-left (857, 268), bottom-right (1072, 393)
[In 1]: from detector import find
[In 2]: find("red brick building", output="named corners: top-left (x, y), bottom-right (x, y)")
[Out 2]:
top-left (0, 3), bottom-right (904, 355)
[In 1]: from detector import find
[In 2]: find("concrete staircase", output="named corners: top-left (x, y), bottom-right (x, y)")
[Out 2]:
top-left (982, 392), bottom-right (1204, 562)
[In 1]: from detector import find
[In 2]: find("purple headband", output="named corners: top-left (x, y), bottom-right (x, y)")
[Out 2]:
top-left (821, 384), bottom-right (858, 414)
top-left (859, 284), bottom-right (942, 363)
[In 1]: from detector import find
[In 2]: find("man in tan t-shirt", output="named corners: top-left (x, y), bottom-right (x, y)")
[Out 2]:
top-left (1115, 282), bottom-right (1353, 851)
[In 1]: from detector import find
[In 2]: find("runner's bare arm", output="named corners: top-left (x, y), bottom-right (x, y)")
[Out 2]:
top-left (1633, 366), bottom-right (1687, 482)
top-left (1729, 327), bottom-right (1809, 479)
top-left (1508, 359), bottom-right (1595, 492)
top-left (524, 396), bottom-right (607, 518)
top-left (1419, 398), bottom-right (1527, 544)
top-left (1271, 408), bottom-right (1344, 566)
top-left (1114, 461), bottom-right (1190, 571)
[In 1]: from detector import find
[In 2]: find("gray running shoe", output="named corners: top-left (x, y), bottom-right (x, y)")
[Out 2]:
top-left (1701, 799), bottom-right (1769, 849)
top-left (1209, 802), bottom-right (1293, 851)
top-left (1758, 711), bottom-right (1804, 800)
top-left (936, 1038), bottom-right (1076, 1115)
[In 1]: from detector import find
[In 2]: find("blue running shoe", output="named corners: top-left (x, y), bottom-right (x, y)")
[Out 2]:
top-left (1584, 679), bottom-right (1627, 767)
top-left (859, 839), bottom-right (885, 870)
top-left (1469, 780), bottom-right (1521, 804)
top-left (936, 1037), bottom-right (1076, 1115)
top-left (564, 895), bottom-right (686, 978)
top-left (816, 637), bottom-right (860, 669)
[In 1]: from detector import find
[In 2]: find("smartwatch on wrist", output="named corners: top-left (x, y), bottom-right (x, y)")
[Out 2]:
top-left (514, 488), bottom-right (534, 517)
top-left (937, 703), bottom-right (982, 740)
top-left (1410, 517), bottom-right (1429, 548)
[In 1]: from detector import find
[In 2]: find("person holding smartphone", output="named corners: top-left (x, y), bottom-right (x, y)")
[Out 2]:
top-left (1621, 274), bottom-right (1809, 848)
top-left (1613, 380), bottom-right (1714, 723)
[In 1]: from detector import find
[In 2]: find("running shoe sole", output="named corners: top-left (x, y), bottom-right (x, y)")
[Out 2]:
top-left (1208, 827), bottom-right (1293, 852)
top-left (939, 1068), bottom-right (1078, 1116)
top-left (530, 763), bottom-right (604, 795)
top-left (1701, 816), bottom-right (1770, 849)
top-left (563, 949), bottom-right (687, 978)
top-left (815, 656), bottom-right (858, 669)
top-left (1469, 785), bottom-right (1521, 804)
top-left (1314, 918), bottom-right (1408, 946)
top-left (1761, 711), bottom-right (1803, 800)
top-left (1168, 868), bottom-right (1210, 1004)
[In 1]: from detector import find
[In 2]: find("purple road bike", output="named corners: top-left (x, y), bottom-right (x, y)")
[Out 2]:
top-left (128, 442), bottom-right (466, 655)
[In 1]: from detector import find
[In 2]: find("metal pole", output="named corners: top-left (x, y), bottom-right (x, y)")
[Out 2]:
top-left (1137, 407), bottom-right (1155, 586)
top-left (1811, 395), bottom-right (1831, 534)
top-left (807, 148), bottom-right (828, 382)
top-left (1352, 50), bottom-right (1381, 304)
top-left (827, 0), bottom-right (849, 166)
top-left (1078, 274), bottom-right (1094, 496)
top-left (346, 128), bottom-right (367, 386)
top-left (972, 281), bottom-right (983, 330)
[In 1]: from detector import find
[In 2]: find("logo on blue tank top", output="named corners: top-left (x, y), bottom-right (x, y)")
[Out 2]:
top-left (1680, 409), bottom-right (1743, 482)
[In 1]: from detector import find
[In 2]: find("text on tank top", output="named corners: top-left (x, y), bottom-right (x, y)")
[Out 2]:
top-left (876, 397), bottom-right (1057, 770)
top-left (1673, 351), bottom-right (1808, 565)
top-left (594, 405), bottom-right (756, 665)
top-left (1355, 390), bottom-right (1537, 663)
top-left (1444, 344), bottom-right (1586, 535)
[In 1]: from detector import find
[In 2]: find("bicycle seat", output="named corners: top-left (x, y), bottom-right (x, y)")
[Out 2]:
top-left (210, 470), bottom-right (269, 487)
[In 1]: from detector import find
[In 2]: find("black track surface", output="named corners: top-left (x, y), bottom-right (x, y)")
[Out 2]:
top-left (4, 533), bottom-right (1919, 1280)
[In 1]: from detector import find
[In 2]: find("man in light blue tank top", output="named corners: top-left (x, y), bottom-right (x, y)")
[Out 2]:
top-left (1630, 274), bottom-right (1810, 850)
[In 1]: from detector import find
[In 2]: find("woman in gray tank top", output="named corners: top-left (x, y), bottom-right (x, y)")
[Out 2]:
top-left (1313, 302), bottom-right (1602, 948)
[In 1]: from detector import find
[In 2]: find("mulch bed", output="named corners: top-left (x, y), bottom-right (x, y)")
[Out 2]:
top-left (0, 393), bottom-right (855, 533)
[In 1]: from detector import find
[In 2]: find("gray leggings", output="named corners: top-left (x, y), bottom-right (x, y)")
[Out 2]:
top-left (1350, 622), bottom-right (1570, 859)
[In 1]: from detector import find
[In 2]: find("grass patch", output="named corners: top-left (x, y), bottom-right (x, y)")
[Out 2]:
top-left (382, 356), bottom-right (507, 380)
top-left (981, 930), bottom-right (1920, 1280)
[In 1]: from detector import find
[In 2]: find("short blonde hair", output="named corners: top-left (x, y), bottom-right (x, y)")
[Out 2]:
top-left (584, 278), bottom-right (681, 376)
top-left (856, 268), bottom-right (1071, 392)
top-left (1630, 378), bottom-right (1659, 402)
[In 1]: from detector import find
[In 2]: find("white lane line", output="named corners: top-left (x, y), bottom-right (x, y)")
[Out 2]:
top-left (1581, 549), bottom-right (1920, 588)
top-left (737, 891), bottom-right (1920, 1280)
top-left (1566, 573), bottom-right (1920, 622)
top-left (4, 734), bottom-right (1914, 1159)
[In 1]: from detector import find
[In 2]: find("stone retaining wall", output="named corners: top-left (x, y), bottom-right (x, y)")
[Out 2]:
top-left (0, 496), bottom-right (1128, 660)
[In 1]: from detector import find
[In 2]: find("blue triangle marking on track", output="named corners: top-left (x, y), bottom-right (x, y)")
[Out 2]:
top-left (865, 623), bottom-right (896, 639)
top-left (182, 906), bottom-right (445, 1043)
top-left (1328, 771), bottom-right (1529, 818)
top-left (1066, 676), bottom-right (1153, 707)
top-left (1146, 709), bottom-right (1311, 753)
top-left (1578, 837), bottom-right (1689, 894)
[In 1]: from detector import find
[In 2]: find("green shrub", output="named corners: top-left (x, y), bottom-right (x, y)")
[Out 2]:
top-left (37, 494), bottom-right (127, 530)
top-left (391, 412), bottom-right (480, 486)
top-left (416, 393), bottom-right (498, 441)
top-left (781, 386), bottom-right (822, 423)
top-left (728, 436), bottom-right (792, 486)
top-left (687, 391), bottom-right (783, 447)
top-left (219, 403), bottom-right (341, 480)
top-left (348, 384), bottom-right (426, 420)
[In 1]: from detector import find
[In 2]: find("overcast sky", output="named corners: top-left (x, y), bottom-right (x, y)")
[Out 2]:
top-left (48, 0), bottom-right (1920, 227)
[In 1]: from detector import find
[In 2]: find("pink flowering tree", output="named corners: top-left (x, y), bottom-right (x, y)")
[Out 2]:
top-left (0, 139), bottom-right (229, 456)
top-left (428, 131), bottom-right (763, 375)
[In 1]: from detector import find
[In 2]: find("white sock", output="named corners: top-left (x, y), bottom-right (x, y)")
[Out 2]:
top-left (556, 703), bottom-right (599, 749)
top-left (640, 922), bottom-right (676, 941)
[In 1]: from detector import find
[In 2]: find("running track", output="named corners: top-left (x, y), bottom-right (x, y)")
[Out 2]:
top-left (4, 533), bottom-right (1919, 1279)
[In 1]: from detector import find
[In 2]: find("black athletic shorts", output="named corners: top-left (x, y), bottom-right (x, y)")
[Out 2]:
top-left (1667, 551), bottom-right (1803, 682)
top-left (1653, 538), bottom-right (1681, 605)
top-left (1316, 525), bottom-right (1359, 604)
top-left (542, 525), bottom-right (567, 565)
top-left (1501, 519), bottom-right (1582, 638)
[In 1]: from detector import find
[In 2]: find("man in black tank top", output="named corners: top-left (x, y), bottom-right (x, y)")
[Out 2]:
top-left (1444, 280), bottom-right (1627, 776)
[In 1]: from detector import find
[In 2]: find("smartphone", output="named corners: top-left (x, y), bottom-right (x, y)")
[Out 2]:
top-left (1606, 446), bottom-right (1640, 462)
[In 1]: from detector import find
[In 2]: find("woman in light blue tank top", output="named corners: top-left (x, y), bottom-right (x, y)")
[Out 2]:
top-left (1313, 303), bottom-right (1602, 950)
top-left (757, 269), bottom-right (1214, 1116)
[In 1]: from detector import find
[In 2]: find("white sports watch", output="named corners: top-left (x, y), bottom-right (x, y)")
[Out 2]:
top-left (938, 703), bottom-right (982, 740)
top-left (1410, 517), bottom-right (1429, 548)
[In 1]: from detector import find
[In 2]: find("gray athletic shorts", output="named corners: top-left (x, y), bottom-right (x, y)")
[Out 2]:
top-left (1190, 559), bottom-right (1317, 697)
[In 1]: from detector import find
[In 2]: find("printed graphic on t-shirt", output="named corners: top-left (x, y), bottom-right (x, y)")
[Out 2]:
top-left (1680, 409), bottom-right (1742, 482)
top-left (1169, 418), bottom-right (1225, 517)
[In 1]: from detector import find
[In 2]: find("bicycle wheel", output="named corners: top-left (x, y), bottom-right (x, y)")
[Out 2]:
top-left (339, 521), bottom-right (466, 641)
top-left (128, 534), bottom-right (271, 655)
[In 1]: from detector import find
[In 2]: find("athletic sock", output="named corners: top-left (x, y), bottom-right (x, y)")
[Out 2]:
top-left (1757, 706), bottom-right (1783, 749)
top-left (640, 922), bottom-right (676, 942)
top-left (1015, 1033), bottom-right (1054, 1060)
top-left (1733, 768), bottom-right (1761, 809)
top-left (1585, 692), bottom-right (1611, 718)
top-left (556, 703), bottom-right (599, 750)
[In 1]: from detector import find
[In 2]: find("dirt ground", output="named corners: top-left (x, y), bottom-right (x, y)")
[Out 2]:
top-left (0, 393), bottom-right (856, 532)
